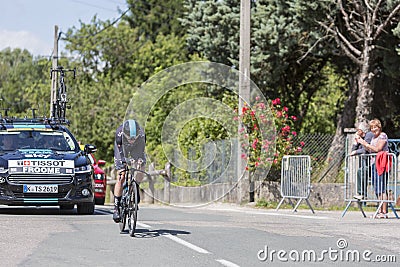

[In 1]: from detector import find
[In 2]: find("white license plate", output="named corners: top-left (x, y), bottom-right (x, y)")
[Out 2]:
top-left (23, 184), bottom-right (58, 193)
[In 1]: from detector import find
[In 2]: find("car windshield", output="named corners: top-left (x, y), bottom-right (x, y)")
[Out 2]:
top-left (0, 130), bottom-right (77, 152)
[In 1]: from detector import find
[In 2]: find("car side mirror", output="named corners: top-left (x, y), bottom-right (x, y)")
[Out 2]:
top-left (84, 144), bottom-right (97, 154)
top-left (97, 159), bottom-right (106, 166)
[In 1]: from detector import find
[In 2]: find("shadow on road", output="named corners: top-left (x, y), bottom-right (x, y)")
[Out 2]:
top-left (121, 228), bottom-right (191, 239)
top-left (0, 206), bottom-right (110, 216)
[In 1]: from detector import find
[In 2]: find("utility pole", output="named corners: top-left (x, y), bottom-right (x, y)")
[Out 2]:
top-left (237, 0), bottom-right (251, 204)
top-left (50, 25), bottom-right (59, 118)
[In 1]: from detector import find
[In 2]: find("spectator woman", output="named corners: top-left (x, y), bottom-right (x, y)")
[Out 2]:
top-left (357, 119), bottom-right (389, 218)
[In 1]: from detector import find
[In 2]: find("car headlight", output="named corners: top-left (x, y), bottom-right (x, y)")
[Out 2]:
top-left (75, 165), bottom-right (91, 174)
top-left (0, 167), bottom-right (7, 174)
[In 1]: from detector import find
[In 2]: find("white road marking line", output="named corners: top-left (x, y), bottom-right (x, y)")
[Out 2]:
top-left (95, 209), bottom-right (111, 215)
top-left (138, 222), bottom-right (239, 266)
top-left (137, 222), bottom-right (152, 228)
top-left (208, 208), bottom-right (329, 220)
top-left (216, 259), bottom-right (241, 267)
top-left (162, 233), bottom-right (211, 254)
top-left (257, 211), bottom-right (328, 220)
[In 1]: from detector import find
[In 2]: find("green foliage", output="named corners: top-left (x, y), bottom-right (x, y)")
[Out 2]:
top-left (0, 48), bottom-right (50, 116)
top-left (181, 0), bottom-right (240, 66)
top-left (63, 3), bottom-right (190, 162)
top-left (172, 175), bottom-right (203, 187)
top-left (125, 0), bottom-right (187, 40)
top-left (182, 0), bottom-right (338, 134)
top-left (255, 198), bottom-right (276, 209)
top-left (299, 63), bottom-right (347, 134)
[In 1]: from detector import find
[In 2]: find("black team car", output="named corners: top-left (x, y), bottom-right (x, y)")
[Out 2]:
top-left (0, 118), bottom-right (96, 214)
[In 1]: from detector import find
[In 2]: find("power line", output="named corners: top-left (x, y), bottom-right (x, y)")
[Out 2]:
top-left (69, 0), bottom-right (123, 12)
top-left (60, 7), bottom-right (130, 41)
top-left (61, 0), bottom-right (181, 41)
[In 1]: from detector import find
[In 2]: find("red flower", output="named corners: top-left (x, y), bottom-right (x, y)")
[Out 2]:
top-left (252, 139), bottom-right (258, 149)
top-left (283, 106), bottom-right (288, 112)
top-left (282, 125), bottom-right (290, 132)
top-left (272, 98), bottom-right (281, 105)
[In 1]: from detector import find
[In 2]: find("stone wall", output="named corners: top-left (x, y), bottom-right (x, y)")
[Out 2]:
top-left (138, 180), bottom-right (345, 208)
top-left (254, 181), bottom-right (344, 208)
top-left (141, 182), bottom-right (239, 205)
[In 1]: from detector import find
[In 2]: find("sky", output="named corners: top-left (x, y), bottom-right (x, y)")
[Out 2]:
top-left (0, 0), bottom-right (128, 56)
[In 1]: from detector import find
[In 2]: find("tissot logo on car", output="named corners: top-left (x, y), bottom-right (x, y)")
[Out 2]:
top-left (8, 160), bottom-right (74, 175)
top-left (16, 160), bottom-right (70, 167)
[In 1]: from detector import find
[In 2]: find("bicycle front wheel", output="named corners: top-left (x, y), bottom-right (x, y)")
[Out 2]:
top-left (128, 181), bottom-right (139, 237)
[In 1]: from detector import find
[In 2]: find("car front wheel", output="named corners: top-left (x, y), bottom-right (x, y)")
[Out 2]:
top-left (77, 202), bottom-right (95, 215)
top-left (95, 197), bottom-right (105, 205)
top-left (60, 204), bottom-right (74, 210)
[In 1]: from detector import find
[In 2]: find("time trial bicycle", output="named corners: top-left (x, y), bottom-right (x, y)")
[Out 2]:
top-left (118, 158), bottom-right (149, 237)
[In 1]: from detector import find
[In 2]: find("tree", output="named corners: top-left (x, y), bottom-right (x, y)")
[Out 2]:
top-left (318, 0), bottom-right (400, 125)
top-left (310, 1), bottom-right (400, 181)
top-left (251, 0), bottom-right (333, 128)
top-left (63, 1), bottom-right (190, 162)
top-left (125, 0), bottom-right (186, 40)
top-left (0, 48), bottom-right (50, 117)
top-left (181, 0), bottom-right (345, 133)
top-left (182, 0), bottom-right (241, 66)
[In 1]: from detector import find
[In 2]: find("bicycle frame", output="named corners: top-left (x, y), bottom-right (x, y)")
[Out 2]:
top-left (50, 66), bottom-right (76, 123)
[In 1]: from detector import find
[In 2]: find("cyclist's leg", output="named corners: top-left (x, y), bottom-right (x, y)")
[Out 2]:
top-left (113, 169), bottom-right (126, 222)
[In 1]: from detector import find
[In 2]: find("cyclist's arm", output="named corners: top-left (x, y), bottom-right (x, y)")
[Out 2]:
top-left (114, 125), bottom-right (126, 171)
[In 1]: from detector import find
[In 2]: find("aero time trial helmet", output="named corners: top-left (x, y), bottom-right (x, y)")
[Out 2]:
top-left (122, 119), bottom-right (139, 143)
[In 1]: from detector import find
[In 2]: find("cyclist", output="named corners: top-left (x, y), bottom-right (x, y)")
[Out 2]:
top-left (113, 119), bottom-right (146, 223)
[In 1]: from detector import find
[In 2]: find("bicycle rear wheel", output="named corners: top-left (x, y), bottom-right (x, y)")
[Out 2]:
top-left (119, 197), bottom-right (127, 233)
top-left (128, 181), bottom-right (138, 237)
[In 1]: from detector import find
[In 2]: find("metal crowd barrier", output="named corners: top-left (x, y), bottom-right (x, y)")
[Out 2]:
top-left (276, 155), bottom-right (314, 213)
top-left (342, 153), bottom-right (399, 219)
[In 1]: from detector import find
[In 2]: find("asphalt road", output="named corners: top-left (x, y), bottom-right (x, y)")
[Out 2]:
top-left (0, 203), bottom-right (399, 266)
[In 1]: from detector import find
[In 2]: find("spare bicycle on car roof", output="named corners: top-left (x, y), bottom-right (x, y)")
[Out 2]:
top-left (50, 66), bottom-right (76, 124)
